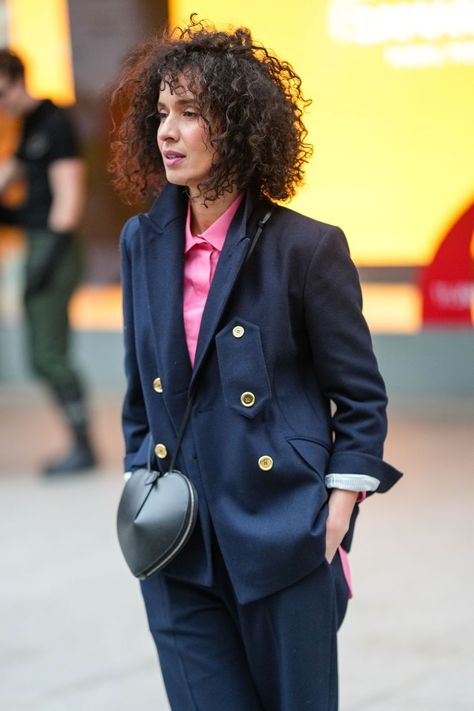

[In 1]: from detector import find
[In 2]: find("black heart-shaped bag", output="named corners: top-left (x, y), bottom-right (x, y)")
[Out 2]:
top-left (117, 466), bottom-right (198, 578)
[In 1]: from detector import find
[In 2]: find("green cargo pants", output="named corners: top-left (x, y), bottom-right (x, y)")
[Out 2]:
top-left (23, 228), bottom-right (83, 390)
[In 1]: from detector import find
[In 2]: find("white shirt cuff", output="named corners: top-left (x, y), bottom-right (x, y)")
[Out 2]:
top-left (325, 473), bottom-right (380, 492)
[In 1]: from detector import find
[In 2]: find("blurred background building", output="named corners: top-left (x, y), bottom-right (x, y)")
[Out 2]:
top-left (0, 0), bottom-right (473, 395)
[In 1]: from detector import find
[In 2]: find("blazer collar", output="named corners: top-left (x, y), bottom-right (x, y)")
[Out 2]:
top-left (141, 184), bottom-right (270, 406)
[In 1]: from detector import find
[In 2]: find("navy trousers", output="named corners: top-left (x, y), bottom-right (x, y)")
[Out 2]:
top-left (141, 532), bottom-right (350, 711)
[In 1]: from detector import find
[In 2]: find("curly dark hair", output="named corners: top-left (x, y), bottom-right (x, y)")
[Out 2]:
top-left (109, 16), bottom-right (313, 205)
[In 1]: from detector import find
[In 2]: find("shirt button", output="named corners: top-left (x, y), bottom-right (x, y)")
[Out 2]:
top-left (154, 443), bottom-right (168, 459)
top-left (240, 391), bottom-right (256, 407)
top-left (232, 325), bottom-right (245, 338)
top-left (153, 377), bottom-right (163, 393)
top-left (258, 455), bottom-right (273, 471)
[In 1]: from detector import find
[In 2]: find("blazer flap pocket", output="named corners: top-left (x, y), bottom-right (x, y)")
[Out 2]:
top-left (287, 437), bottom-right (330, 480)
top-left (216, 318), bottom-right (271, 419)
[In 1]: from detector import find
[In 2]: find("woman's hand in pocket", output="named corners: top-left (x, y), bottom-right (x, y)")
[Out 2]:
top-left (325, 489), bottom-right (359, 563)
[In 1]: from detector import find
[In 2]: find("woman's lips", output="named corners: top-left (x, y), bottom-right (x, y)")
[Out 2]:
top-left (163, 150), bottom-right (185, 167)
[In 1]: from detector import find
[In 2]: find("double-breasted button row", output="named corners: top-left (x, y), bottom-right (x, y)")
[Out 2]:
top-left (153, 377), bottom-right (163, 393)
top-left (154, 443), bottom-right (168, 459)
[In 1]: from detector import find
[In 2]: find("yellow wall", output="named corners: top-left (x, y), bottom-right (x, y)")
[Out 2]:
top-left (169, 1), bottom-right (474, 265)
top-left (5, 0), bottom-right (74, 104)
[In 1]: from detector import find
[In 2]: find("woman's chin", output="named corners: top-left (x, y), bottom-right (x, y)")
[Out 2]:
top-left (164, 171), bottom-right (186, 186)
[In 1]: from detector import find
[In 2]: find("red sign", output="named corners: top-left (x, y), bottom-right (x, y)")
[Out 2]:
top-left (419, 202), bottom-right (474, 327)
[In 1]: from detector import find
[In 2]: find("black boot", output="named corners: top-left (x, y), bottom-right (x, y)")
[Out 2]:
top-left (43, 382), bottom-right (97, 476)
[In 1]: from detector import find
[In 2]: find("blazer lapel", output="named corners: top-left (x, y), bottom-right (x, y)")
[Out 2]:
top-left (141, 186), bottom-right (267, 411)
top-left (142, 186), bottom-right (192, 427)
top-left (190, 193), bottom-right (257, 391)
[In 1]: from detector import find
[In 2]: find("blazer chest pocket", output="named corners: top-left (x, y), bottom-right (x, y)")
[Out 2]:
top-left (215, 318), bottom-right (272, 419)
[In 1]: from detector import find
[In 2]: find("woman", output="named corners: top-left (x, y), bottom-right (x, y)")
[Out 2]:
top-left (110, 17), bottom-right (402, 711)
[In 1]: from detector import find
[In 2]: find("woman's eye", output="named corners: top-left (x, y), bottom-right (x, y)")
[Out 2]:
top-left (183, 110), bottom-right (198, 118)
top-left (157, 111), bottom-right (168, 122)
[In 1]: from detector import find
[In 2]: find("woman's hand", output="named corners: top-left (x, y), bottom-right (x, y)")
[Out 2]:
top-left (325, 489), bottom-right (359, 563)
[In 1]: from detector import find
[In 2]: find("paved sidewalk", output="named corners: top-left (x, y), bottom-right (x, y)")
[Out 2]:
top-left (1, 388), bottom-right (473, 710)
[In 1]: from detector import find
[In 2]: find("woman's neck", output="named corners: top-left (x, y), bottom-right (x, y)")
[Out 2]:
top-left (189, 187), bottom-right (240, 235)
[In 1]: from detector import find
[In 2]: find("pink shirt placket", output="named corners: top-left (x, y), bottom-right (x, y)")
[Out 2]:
top-left (183, 194), bottom-right (243, 366)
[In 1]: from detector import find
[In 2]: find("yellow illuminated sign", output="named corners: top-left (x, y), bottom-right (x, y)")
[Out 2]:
top-left (169, 0), bottom-right (474, 266)
top-left (5, 0), bottom-right (75, 104)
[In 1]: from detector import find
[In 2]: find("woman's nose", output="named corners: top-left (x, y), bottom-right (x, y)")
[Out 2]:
top-left (158, 114), bottom-right (179, 141)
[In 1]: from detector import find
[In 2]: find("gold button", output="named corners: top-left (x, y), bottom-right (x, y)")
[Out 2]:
top-left (232, 325), bottom-right (245, 338)
top-left (153, 377), bottom-right (163, 393)
top-left (154, 443), bottom-right (168, 459)
top-left (240, 391), bottom-right (256, 407)
top-left (258, 455), bottom-right (273, 471)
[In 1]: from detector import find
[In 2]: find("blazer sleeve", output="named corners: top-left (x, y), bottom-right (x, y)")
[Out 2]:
top-left (120, 218), bottom-right (149, 472)
top-left (303, 226), bottom-right (402, 493)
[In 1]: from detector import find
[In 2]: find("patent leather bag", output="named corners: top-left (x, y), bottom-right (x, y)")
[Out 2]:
top-left (116, 207), bottom-right (272, 579)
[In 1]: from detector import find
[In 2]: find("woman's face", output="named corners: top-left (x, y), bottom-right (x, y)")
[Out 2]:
top-left (157, 79), bottom-right (215, 196)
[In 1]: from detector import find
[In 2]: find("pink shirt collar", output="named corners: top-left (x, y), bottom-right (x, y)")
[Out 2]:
top-left (184, 194), bottom-right (244, 253)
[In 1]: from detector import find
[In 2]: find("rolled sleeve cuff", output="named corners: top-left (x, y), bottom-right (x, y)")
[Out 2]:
top-left (327, 451), bottom-right (403, 492)
top-left (325, 473), bottom-right (380, 492)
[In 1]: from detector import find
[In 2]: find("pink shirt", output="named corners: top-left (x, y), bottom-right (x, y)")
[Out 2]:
top-left (182, 194), bottom-right (354, 597)
top-left (183, 194), bottom-right (244, 366)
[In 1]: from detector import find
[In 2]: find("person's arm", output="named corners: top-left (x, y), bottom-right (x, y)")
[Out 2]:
top-left (303, 226), bottom-right (403, 557)
top-left (24, 158), bottom-right (86, 295)
top-left (120, 217), bottom-right (150, 472)
top-left (47, 157), bottom-right (85, 232)
top-left (0, 159), bottom-right (23, 225)
top-left (325, 489), bottom-right (359, 562)
top-left (0, 158), bottom-right (23, 195)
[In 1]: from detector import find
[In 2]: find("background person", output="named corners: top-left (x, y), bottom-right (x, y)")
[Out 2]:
top-left (0, 49), bottom-right (96, 475)
top-left (110, 19), bottom-right (402, 711)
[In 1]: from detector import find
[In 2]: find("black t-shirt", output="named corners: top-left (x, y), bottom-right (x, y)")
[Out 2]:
top-left (15, 99), bottom-right (80, 228)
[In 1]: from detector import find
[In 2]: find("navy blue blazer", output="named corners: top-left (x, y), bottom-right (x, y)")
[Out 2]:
top-left (120, 183), bottom-right (402, 604)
